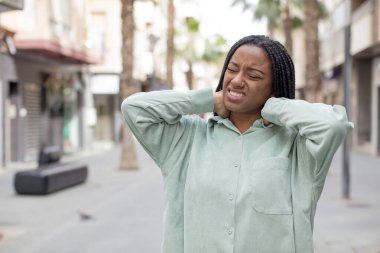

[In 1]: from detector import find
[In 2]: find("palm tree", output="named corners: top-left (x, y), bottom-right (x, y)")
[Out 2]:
top-left (175, 17), bottom-right (228, 90)
top-left (184, 17), bottom-right (200, 90)
top-left (174, 17), bottom-right (200, 90)
top-left (232, 0), bottom-right (327, 101)
top-left (304, 0), bottom-right (321, 102)
top-left (202, 35), bottom-right (228, 65)
top-left (232, 0), bottom-right (302, 56)
top-left (166, 0), bottom-right (175, 90)
top-left (120, 0), bottom-right (139, 170)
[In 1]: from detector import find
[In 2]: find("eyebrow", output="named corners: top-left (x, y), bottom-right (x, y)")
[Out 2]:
top-left (229, 61), bottom-right (265, 75)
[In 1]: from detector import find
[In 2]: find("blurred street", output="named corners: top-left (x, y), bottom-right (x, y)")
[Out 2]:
top-left (0, 141), bottom-right (379, 253)
top-left (0, 142), bottom-right (165, 253)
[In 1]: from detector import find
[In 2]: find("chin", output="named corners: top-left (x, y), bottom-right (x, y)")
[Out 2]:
top-left (225, 103), bottom-right (245, 113)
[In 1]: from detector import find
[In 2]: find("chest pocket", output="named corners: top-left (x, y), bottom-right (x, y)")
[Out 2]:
top-left (250, 157), bottom-right (293, 215)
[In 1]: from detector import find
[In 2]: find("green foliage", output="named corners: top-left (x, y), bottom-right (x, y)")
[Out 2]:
top-left (174, 17), bottom-right (200, 63)
top-left (231, 0), bottom-right (252, 12)
top-left (292, 16), bottom-right (303, 29)
top-left (231, 0), bottom-right (330, 29)
top-left (185, 17), bottom-right (200, 33)
top-left (202, 35), bottom-right (228, 63)
top-left (318, 1), bottom-right (329, 19)
top-left (254, 0), bottom-right (282, 29)
top-left (254, 0), bottom-right (281, 21)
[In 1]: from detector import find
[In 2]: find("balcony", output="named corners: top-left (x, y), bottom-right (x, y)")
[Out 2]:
top-left (0, 0), bottom-right (23, 12)
top-left (351, 0), bottom-right (374, 55)
top-left (320, 0), bottom-right (378, 70)
top-left (320, 28), bottom-right (345, 71)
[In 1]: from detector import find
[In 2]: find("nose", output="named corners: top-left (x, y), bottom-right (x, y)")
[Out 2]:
top-left (230, 72), bottom-right (244, 88)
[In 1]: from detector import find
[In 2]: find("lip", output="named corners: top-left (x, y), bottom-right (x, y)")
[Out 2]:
top-left (226, 87), bottom-right (246, 102)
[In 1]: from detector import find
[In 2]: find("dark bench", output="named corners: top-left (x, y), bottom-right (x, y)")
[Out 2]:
top-left (14, 163), bottom-right (88, 195)
top-left (14, 146), bottom-right (88, 195)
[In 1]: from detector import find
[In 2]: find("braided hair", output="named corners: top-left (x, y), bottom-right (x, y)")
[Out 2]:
top-left (215, 35), bottom-right (295, 99)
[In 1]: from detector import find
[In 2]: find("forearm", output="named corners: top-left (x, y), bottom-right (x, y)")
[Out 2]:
top-left (121, 88), bottom-right (214, 127)
top-left (120, 88), bottom-right (214, 171)
top-left (261, 97), bottom-right (353, 139)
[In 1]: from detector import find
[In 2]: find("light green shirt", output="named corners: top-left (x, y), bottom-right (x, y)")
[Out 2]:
top-left (121, 88), bottom-right (353, 253)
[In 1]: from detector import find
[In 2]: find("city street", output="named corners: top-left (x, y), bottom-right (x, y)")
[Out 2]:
top-left (0, 143), bottom-right (165, 253)
top-left (0, 140), bottom-right (379, 253)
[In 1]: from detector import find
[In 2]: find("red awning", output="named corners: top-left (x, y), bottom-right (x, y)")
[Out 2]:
top-left (15, 39), bottom-right (103, 65)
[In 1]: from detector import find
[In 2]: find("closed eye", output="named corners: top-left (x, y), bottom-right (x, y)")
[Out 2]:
top-left (249, 76), bottom-right (262, 80)
top-left (227, 67), bottom-right (238, 73)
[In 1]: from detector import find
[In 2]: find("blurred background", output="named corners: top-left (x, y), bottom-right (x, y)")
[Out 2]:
top-left (0, 0), bottom-right (379, 252)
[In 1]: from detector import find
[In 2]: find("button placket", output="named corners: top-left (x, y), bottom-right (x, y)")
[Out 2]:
top-left (224, 223), bottom-right (234, 235)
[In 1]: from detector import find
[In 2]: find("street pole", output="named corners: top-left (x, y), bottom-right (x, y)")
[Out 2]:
top-left (148, 33), bottom-right (159, 91)
top-left (342, 0), bottom-right (352, 199)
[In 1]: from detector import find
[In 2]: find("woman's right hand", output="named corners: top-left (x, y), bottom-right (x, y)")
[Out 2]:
top-left (214, 90), bottom-right (230, 118)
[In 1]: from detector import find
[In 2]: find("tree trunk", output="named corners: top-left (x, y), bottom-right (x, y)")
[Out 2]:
top-left (120, 0), bottom-right (139, 170)
top-left (283, 1), bottom-right (293, 56)
top-left (373, 0), bottom-right (379, 43)
top-left (166, 0), bottom-right (175, 90)
top-left (304, 0), bottom-right (320, 102)
top-left (185, 61), bottom-right (193, 90)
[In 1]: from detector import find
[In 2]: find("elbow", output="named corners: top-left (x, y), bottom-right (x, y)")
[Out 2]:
top-left (121, 97), bottom-right (132, 112)
top-left (120, 92), bottom-right (144, 115)
top-left (120, 98), bottom-right (132, 118)
top-left (121, 93), bottom-right (140, 108)
top-left (325, 107), bottom-right (354, 139)
top-left (120, 94), bottom-right (141, 124)
top-left (327, 120), bottom-right (352, 137)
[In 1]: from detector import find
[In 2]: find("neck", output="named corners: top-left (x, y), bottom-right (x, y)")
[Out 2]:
top-left (230, 111), bottom-right (261, 133)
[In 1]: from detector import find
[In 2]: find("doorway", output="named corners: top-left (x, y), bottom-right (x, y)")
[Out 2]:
top-left (5, 81), bottom-right (22, 162)
top-left (356, 60), bottom-right (372, 147)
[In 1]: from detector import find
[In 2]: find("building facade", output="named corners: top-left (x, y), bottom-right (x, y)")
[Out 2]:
top-left (0, 0), bottom-right (24, 167)
top-left (87, 0), bottom-right (169, 144)
top-left (320, 0), bottom-right (380, 156)
top-left (0, 0), bottom-right (102, 167)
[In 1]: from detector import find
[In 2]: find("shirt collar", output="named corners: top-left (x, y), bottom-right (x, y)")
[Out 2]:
top-left (208, 116), bottom-right (273, 134)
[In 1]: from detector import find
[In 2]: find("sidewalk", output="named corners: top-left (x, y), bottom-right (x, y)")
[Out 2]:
top-left (314, 148), bottom-right (380, 253)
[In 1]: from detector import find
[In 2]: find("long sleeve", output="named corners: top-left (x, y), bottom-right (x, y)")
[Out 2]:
top-left (261, 97), bottom-right (354, 189)
top-left (121, 88), bottom-right (214, 177)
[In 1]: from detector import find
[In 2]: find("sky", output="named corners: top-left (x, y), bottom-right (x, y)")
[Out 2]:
top-left (197, 0), bottom-right (267, 45)
top-left (170, 0), bottom-right (268, 90)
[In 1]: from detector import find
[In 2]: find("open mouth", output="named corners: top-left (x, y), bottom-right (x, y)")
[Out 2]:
top-left (228, 88), bottom-right (245, 98)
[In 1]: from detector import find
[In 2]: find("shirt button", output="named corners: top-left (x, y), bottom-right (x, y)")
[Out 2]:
top-left (233, 162), bottom-right (240, 168)
top-left (228, 228), bottom-right (233, 235)
top-left (228, 193), bottom-right (234, 201)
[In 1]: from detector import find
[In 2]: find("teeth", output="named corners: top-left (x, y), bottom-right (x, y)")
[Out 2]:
top-left (229, 90), bottom-right (244, 97)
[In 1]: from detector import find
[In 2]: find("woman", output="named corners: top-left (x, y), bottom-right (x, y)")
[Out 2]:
top-left (121, 35), bottom-right (353, 253)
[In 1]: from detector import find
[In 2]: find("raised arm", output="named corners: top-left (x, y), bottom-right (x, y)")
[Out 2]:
top-left (121, 89), bottom-right (214, 176)
top-left (261, 97), bottom-right (353, 188)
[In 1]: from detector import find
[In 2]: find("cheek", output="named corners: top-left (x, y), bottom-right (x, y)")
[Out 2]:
top-left (222, 74), bottom-right (230, 89)
top-left (259, 81), bottom-right (272, 95)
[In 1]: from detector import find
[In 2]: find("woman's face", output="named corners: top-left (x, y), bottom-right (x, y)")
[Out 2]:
top-left (222, 44), bottom-right (273, 115)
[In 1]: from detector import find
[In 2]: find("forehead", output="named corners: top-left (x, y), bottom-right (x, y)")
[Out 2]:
top-left (229, 44), bottom-right (271, 69)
